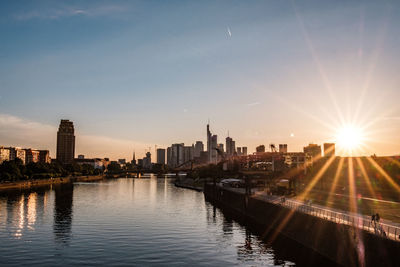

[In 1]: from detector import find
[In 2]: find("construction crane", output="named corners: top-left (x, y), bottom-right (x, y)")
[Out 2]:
top-left (270, 143), bottom-right (277, 152)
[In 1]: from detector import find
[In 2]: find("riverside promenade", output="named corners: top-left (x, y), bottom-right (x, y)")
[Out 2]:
top-left (253, 191), bottom-right (400, 242)
top-left (204, 183), bottom-right (400, 266)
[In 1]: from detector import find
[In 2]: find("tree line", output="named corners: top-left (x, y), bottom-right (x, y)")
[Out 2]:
top-left (0, 158), bottom-right (102, 182)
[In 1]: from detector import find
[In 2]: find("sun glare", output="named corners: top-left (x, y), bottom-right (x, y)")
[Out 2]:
top-left (336, 125), bottom-right (364, 155)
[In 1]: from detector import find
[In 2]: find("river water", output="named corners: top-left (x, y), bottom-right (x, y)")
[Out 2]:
top-left (0, 176), bottom-right (332, 266)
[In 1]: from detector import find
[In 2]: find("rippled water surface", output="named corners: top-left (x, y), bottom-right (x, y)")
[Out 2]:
top-left (0, 176), bottom-right (327, 266)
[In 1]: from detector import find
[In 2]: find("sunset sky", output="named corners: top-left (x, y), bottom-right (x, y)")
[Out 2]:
top-left (1, 0), bottom-right (399, 159)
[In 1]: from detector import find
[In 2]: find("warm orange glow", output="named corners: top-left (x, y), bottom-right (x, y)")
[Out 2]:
top-left (335, 124), bottom-right (365, 155)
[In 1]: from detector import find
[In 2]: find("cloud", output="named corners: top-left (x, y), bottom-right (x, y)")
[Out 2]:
top-left (247, 102), bottom-right (261, 107)
top-left (0, 114), bottom-right (147, 160)
top-left (13, 4), bottom-right (128, 21)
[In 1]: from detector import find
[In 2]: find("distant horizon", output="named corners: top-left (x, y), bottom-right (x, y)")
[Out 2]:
top-left (1, 1), bottom-right (400, 159)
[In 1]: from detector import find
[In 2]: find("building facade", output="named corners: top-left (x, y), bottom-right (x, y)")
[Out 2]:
top-left (0, 147), bottom-right (10, 164)
top-left (303, 143), bottom-right (322, 160)
top-left (323, 143), bottom-right (335, 157)
top-left (194, 141), bottom-right (204, 158)
top-left (157, 148), bottom-right (166, 165)
top-left (56, 120), bottom-right (75, 164)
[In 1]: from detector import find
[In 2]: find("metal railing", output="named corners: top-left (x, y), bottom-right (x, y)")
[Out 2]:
top-left (267, 196), bottom-right (400, 242)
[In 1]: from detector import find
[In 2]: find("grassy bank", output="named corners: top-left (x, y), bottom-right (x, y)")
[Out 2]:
top-left (0, 175), bottom-right (104, 191)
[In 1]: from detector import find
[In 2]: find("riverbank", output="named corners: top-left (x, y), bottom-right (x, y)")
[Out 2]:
top-left (204, 183), bottom-right (400, 267)
top-left (0, 175), bottom-right (104, 191)
top-left (173, 180), bottom-right (203, 192)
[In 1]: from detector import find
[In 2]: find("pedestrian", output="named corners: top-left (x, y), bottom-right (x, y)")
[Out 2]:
top-left (376, 213), bottom-right (380, 223)
top-left (371, 214), bottom-right (375, 223)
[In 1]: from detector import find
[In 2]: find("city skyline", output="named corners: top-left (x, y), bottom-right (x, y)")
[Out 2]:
top-left (1, 1), bottom-right (400, 158)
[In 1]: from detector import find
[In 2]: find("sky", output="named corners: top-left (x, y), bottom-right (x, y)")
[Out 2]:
top-left (1, 0), bottom-right (400, 160)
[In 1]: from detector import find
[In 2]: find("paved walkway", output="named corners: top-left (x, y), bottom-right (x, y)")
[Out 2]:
top-left (253, 191), bottom-right (400, 242)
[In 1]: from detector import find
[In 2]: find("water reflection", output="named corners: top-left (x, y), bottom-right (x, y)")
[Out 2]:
top-left (53, 183), bottom-right (73, 244)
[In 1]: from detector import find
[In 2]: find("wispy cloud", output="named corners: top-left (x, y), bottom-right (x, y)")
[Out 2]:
top-left (0, 114), bottom-right (147, 160)
top-left (13, 4), bottom-right (128, 21)
top-left (247, 102), bottom-right (261, 107)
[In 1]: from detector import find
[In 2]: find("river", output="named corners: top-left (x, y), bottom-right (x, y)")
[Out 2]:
top-left (0, 175), bottom-right (333, 266)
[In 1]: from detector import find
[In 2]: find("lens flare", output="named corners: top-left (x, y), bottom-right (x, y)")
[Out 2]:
top-left (336, 125), bottom-right (365, 155)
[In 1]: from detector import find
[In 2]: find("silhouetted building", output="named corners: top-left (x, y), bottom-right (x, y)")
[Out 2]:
top-left (118, 159), bottom-right (126, 165)
top-left (157, 148), bottom-right (166, 165)
top-left (194, 141), bottom-right (204, 158)
top-left (242, 147), bottom-right (248, 156)
top-left (256, 145), bottom-right (265, 153)
top-left (8, 147), bottom-right (26, 164)
top-left (237, 147), bottom-right (242, 156)
top-left (211, 135), bottom-right (218, 164)
top-left (207, 123), bottom-right (212, 163)
top-left (56, 120), bottom-right (75, 164)
top-left (39, 150), bottom-right (51, 163)
top-left (0, 147), bottom-right (10, 164)
top-left (279, 144), bottom-right (288, 153)
top-left (226, 137), bottom-right (236, 157)
top-left (24, 148), bottom-right (40, 164)
top-left (323, 143), bottom-right (335, 157)
top-left (183, 145), bottom-right (194, 163)
top-left (303, 143), bottom-right (321, 160)
top-left (77, 154), bottom-right (85, 159)
top-left (143, 152), bottom-right (151, 169)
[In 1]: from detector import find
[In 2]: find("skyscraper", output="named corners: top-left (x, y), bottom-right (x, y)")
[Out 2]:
top-left (207, 123), bottom-right (212, 163)
top-left (211, 135), bottom-right (218, 164)
top-left (279, 144), bottom-right (288, 153)
top-left (194, 141), bottom-right (204, 158)
top-left (157, 148), bottom-right (166, 165)
top-left (56, 120), bottom-right (75, 164)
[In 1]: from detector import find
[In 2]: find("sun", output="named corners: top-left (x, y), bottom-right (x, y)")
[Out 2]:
top-left (335, 124), bottom-right (365, 155)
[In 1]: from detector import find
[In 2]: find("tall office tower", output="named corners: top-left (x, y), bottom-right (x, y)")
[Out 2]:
top-left (131, 150), bottom-right (136, 165)
top-left (171, 143), bottom-right (184, 167)
top-left (207, 123), bottom-right (212, 163)
top-left (279, 144), bottom-right (288, 153)
top-left (56, 120), bottom-right (75, 164)
top-left (143, 152), bottom-right (152, 169)
top-left (167, 147), bottom-right (172, 166)
top-left (226, 136), bottom-right (236, 157)
top-left (194, 141), bottom-right (204, 158)
top-left (157, 148), bottom-right (166, 165)
top-left (211, 135), bottom-right (218, 164)
top-left (237, 147), bottom-right (242, 156)
top-left (242, 147), bottom-right (248, 156)
top-left (323, 143), bottom-right (335, 157)
top-left (183, 145), bottom-right (194, 163)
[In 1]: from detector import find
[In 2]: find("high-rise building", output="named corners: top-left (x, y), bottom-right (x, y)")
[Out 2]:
top-left (183, 145), bottom-right (194, 163)
top-left (279, 144), bottom-right (288, 153)
top-left (169, 143), bottom-right (184, 168)
top-left (323, 143), bottom-right (335, 157)
top-left (226, 137), bottom-right (236, 157)
top-left (207, 123), bottom-right (212, 163)
top-left (237, 147), bottom-right (242, 156)
top-left (143, 152), bottom-right (151, 169)
top-left (242, 147), bottom-right (248, 156)
top-left (194, 141), bottom-right (204, 158)
top-left (157, 148), bottom-right (166, 165)
top-left (303, 143), bottom-right (321, 160)
top-left (211, 135), bottom-right (218, 164)
top-left (56, 120), bottom-right (75, 164)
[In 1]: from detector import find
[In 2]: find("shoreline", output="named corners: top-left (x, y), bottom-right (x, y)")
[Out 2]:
top-left (0, 175), bottom-right (105, 192)
top-left (173, 181), bottom-right (203, 192)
